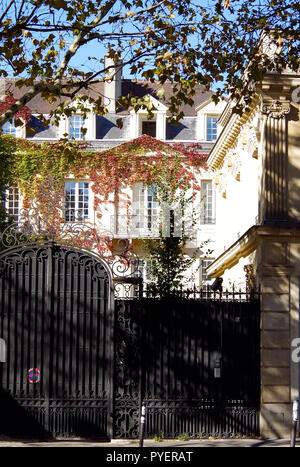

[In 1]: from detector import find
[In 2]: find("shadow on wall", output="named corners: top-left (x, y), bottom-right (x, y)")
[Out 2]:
top-left (262, 101), bottom-right (300, 226)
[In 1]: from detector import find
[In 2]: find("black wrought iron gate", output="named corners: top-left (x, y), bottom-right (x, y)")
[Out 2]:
top-left (0, 244), bottom-right (113, 439)
top-left (114, 297), bottom-right (260, 439)
top-left (0, 244), bottom-right (260, 439)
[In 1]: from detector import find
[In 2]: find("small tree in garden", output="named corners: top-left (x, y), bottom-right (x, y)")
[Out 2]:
top-left (143, 214), bottom-right (199, 296)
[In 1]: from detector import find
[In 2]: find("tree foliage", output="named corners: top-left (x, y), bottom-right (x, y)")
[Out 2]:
top-left (143, 211), bottom-right (201, 296)
top-left (0, 0), bottom-right (299, 126)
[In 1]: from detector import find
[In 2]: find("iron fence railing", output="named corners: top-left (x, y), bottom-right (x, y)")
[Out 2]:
top-left (113, 282), bottom-right (260, 301)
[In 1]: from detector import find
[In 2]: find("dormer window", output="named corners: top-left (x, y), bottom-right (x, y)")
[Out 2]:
top-left (196, 99), bottom-right (226, 142)
top-left (130, 95), bottom-right (168, 140)
top-left (69, 115), bottom-right (84, 139)
top-left (1, 119), bottom-right (16, 136)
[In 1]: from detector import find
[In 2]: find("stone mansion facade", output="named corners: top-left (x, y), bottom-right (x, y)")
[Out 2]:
top-left (0, 58), bottom-right (227, 289)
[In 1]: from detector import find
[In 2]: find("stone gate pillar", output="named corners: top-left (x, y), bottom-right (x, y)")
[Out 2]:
top-left (258, 97), bottom-right (295, 438)
top-left (258, 240), bottom-right (293, 438)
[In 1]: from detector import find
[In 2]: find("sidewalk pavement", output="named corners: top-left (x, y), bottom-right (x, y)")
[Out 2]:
top-left (0, 437), bottom-right (298, 447)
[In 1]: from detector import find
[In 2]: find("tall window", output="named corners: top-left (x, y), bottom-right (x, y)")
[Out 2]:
top-left (200, 180), bottom-right (215, 224)
top-left (1, 119), bottom-right (16, 136)
top-left (5, 186), bottom-right (19, 222)
top-left (201, 259), bottom-right (213, 284)
top-left (69, 115), bottom-right (84, 139)
top-left (132, 183), bottom-right (159, 236)
top-left (65, 181), bottom-right (89, 221)
top-left (206, 115), bottom-right (218, 141)
top-left (133, 259), bottom-right (153, 281)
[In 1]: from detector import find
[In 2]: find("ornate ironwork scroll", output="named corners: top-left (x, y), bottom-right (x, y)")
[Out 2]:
top-left (0, 176), bottom-right (142, 283)
top-left (113, 300), bottom-right (142, 438)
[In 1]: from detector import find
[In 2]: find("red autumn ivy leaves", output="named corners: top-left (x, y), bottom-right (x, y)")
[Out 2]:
top-left (0, 133), bottom-right (208, 256)
top-left (0, 93), bottom-right (31, 127)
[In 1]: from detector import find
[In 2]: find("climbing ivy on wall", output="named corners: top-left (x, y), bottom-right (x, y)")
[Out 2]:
top-left (0, 134), bottom-right (207, 202)
top-left (0, 133), bottom-right (208, 257)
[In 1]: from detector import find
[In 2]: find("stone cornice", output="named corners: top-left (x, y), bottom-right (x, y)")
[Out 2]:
top-left (258, 73), bottom-right (300, 88)
top-left (207, 225), bottom-right (300, 278)
top-left (206, 225), bottom-right (259, 277)
top-left (207, 72), bottom-right (300, 171)
top-left (207, 97), bottom-right (259, 171)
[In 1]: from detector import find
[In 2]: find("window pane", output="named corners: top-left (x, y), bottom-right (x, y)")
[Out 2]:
top-left (133, 259), bottom-right (153, 281)
top-left (206, 116), bottom-right (218, 141)
top-left (65, 181), bottom-right (76, 221)
top-left (200, 181), bottom-right (215, 224)
top-left (2, 119), bottom-right (16, 136)
top-left (78, 182), bottom-right (89, 220)
top-left (65, 181), bottom-right (89, 222)
top-left (142, 121), bottom-right (156, 137)
top-left (6, 186), bottom-right (19, 222)
top-left (132, 183), bottom-right (145, 231)
top-left (69, 115), bottom-right (84, 139)
top-left (201, 259), bottom-right (213, 283)
top-left (132, 183), bottom-right (158, 235)
top-left (147, 184), bottom-right (158, 231)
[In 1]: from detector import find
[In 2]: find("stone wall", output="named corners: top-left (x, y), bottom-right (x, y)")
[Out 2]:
top-left (258, 240), bottom-right (293, 437)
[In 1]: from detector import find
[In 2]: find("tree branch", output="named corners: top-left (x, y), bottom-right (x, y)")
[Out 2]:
top-left (0, 81), bottom-right (46, 126)
top-left (0, 0), bottom-right (15, 24)
top-left (54, 0), bottom-right (117, 83)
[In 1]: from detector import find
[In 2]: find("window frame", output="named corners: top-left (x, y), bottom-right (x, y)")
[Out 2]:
top-left (64, 180), bottom-right (90, 222)
top-left (131, 182), bottom-right (159, 237)
top-left (200, 258), bottom-right (214, 285)
top-left (141, 119), bottom-right (156, 137)
top-left (200, 180), bottom-right (215, 225)
top-left (4, 186), bottom-right (19, 223)
top-left (69, 114), bottom-right (85, 140)
top-left (1, 118), bottom-right (16, 136)
top-left (206, 114), bottom-right (218, 141)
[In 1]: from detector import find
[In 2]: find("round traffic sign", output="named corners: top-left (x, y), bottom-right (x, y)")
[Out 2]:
top-left (27, 368), bottom-right (40, 384)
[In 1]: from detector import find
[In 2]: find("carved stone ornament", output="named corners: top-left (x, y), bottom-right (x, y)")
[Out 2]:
top-left (262, 100), bottom-right (290, 119)
top-left (217, 172), bottom-right (229, 198)
top-left (246, 126), bottom-right (259, 159)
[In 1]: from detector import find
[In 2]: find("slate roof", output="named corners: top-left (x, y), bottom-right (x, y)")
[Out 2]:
top-left (1, 78), bottom-right (214, 117)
